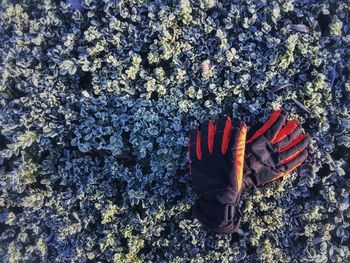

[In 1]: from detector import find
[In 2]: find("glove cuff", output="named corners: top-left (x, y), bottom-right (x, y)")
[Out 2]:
top-left (192, 188), bottom-right (242, 234)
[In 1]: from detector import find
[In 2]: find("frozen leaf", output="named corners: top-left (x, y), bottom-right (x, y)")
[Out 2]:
top-left (291, 24), bottom-right (311, 33)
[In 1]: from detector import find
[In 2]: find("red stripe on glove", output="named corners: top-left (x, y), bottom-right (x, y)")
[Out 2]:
top-left (221, 117), bottom-right (232, 154)
top-left (278, 133), bottom-right (308, 153)
top-left (208, 121), bottom-right (215, 154)
top-left (196, 131), bottom-right (202, 160)
top-left (247, 109), bottom-right (282, 144)
top-left (272, 120), bottom-right (300, 144)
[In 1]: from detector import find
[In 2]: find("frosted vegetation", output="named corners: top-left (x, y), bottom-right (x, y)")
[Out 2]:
top-left (0, 0), bottom-right (349, 262)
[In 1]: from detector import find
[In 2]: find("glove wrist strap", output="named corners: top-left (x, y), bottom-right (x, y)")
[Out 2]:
top-left (192, 188), bottom-right (242, 234)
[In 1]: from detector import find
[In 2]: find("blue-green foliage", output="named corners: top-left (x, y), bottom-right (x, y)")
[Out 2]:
top-left (0, 0), bottom-right (349, 262)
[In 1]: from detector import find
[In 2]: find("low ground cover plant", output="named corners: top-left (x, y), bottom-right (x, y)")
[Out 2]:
top-left (0, 0), bottom-right (349, 262)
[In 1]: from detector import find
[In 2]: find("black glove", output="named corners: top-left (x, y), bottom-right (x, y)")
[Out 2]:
top-left (244, 109), bottom-right (310, 186)
top-left (189, 116), bottom-right (247, 234)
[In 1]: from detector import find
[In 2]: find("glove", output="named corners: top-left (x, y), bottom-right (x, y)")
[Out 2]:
top-left (188, 116), bottom-right (247, 234)
top-left (244, 109), bottom-right (310, 186)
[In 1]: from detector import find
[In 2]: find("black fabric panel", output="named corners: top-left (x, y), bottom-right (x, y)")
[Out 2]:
top-left (192, 188), bottom-right (241, 234)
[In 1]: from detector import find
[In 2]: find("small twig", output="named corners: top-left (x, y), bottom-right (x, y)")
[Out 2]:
top-left (293, 99), bottom-right (312, 114)
top-left (271, 83), bottom-right (293, 92)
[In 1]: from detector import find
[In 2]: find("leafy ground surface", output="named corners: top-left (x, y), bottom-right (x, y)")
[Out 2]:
top-left (0, 0), bottom-right (349, 262)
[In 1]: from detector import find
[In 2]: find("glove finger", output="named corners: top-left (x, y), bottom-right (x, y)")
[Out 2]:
top-left (213, 116), bottom-right (232, 153)
top-left (281, 148), bottom-right (308, 172)
top-left (200, 120), bottom-right (215, 156)
top-left (265, 110), bottom-right (288, 141)
top-left (226, 120), bottom-right (247, 157)
top-left (189, 129), bottom-right (200, 162)
top-left (225, 120), bottom-right (247, 192)
top-left (272, 149), bottom-right (308, 182)
top-left (273, 121), bottom-right (303, 149)
top-left (271, 120), bottom-right (300, 143)
top-left (246, 109), bottom-right (286, 143)
top-left (278, 134), bottom-right (310, 163)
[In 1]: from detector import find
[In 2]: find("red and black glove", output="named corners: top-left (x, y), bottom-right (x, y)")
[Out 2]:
top-left (188, 116), bottom-right (247, 234)
top-left (244, 109), bottom-right (310, 186)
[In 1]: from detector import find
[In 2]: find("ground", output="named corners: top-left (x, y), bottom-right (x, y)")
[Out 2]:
top-left (0, 0), bottom-right (349, 262)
